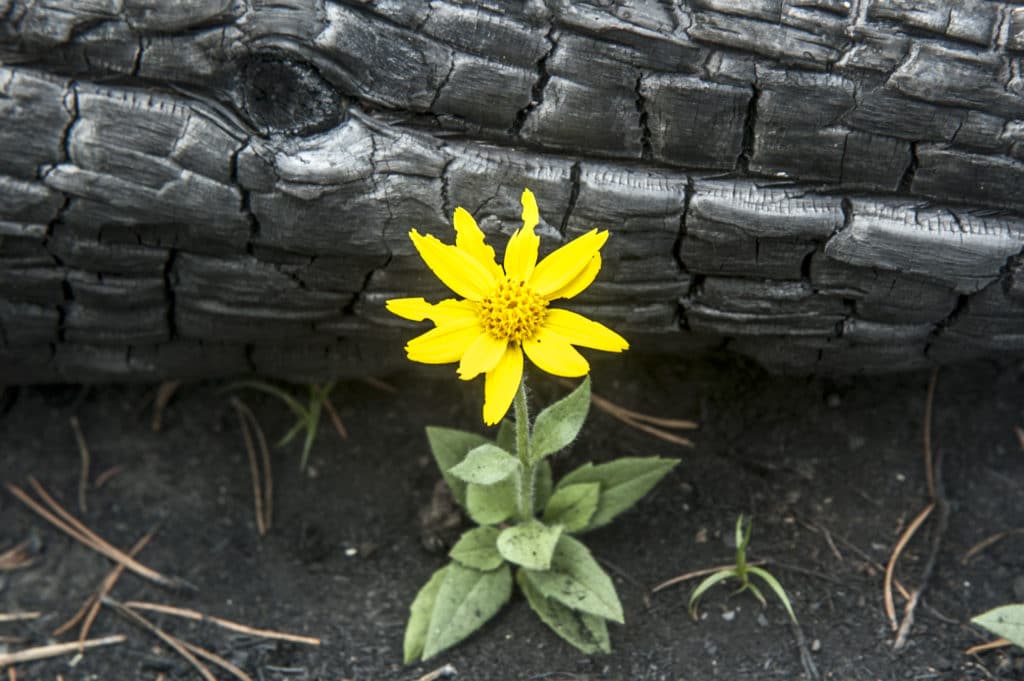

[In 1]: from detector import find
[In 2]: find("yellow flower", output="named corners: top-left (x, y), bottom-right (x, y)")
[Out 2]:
top-left (387, 188), bottom-right (629, 425)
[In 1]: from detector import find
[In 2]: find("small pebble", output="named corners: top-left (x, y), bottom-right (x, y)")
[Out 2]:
top-left (344, 547), bottom-right (358, 557)
top-left (757, 613), bottom-right (769, 627)
top-left (811, 639), bottom-right (822, 652)
top-left (721, 610), bottom-right (736, 622)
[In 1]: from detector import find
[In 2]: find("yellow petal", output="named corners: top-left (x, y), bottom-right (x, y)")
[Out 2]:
top-left (410, 229), bottom-right (497, 301)
top-left (544, 252), bottom-right (601, 301)
top-left (543, 308), bottom-right (629, 352)
top-left (386, 297), bottom-right (433, 321)
top-left (530, 230), bottom-right (609, 298)
top-left (386, 297), bottom-right (478, 324)
top-left (454, 207), bottom-right (504, 280)
top-left (482, 344), bottom-right (523, 425)
top-left (521, 188), bottom-right (539, 231)
top-left (503, 192), bottom-right (541, 282)
top-left (522, 327), bottom-right (590, 377)
top-left (405, 319), bottom-right (483, 364)
top-left (458, 333), bottom-right (509, 381)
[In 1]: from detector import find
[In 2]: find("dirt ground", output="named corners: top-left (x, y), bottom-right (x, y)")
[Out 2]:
top-left (1, 353), bottom-right (1022, 681)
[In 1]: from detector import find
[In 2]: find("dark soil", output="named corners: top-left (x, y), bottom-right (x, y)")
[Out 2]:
top-left (1, 354), bottom-right (1023, 680)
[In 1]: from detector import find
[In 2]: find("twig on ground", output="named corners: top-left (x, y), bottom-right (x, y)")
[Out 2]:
top-left (52, 530), bottom-right (154, 637)
top-left (122, 601), bottom-right (320, 646)
top-left (0, 540), bottom-right (35, 572)
top-left (790, 618), bottom-right (821, 681)
top-left (965, 638), bottom-right (1012, 656)
top-left (961, 528), bottom-right (1024, 564)
top-left (884, 503), bottom-right (934, 631)
top-left (6, 480), bottom-right (189, 591)
top-left (414, 663), bottom-right (457, 681)
top-left (0, 635), bottom-right (125, 667)
top-left (887, 368), bottom-right (950, 649)
top-left (231, 398), bottom-right (273, 536)
top-left (151, 381), bottom-right (181, 432)
top-left (651, 561), bottom-right (767, 593)
top-left (557, 378), bottom-right (697, 447)
top-left (93, 465), bottom-right (125, 489)
top-left (69, 416), bottom-right (91, 514)
top-left (101, 597), bottom-right (217, 681)
top-left (322, 393), bottom-right (348, 440)
top-left (800, 520), bottom-right (911, 599)
top-left (0, 613), bottom-right (40, 623)
top-left (182, 641), bottom-right (252, 681)
top-left (79, 531), bottom-right (155, 646)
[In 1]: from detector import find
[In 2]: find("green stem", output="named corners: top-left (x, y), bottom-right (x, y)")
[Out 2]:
top-left (513, 379), bottom-right (535, 521)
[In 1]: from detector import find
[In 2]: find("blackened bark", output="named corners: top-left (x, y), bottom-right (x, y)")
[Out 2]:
top-left (1, 0), bottom-right (1022, 382)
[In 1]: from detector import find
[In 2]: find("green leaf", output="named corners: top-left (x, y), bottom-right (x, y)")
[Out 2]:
top-left (536, 458), bottom-right (552, 507)
top-left (449, 527), bottom-right (503, 571)
top-left (688, 569), bottom-right (738, 620)
top-left (466, 477), bottom-right (516, 525)
top-left (403, 565), bottom-right (447, 664)
top-left (448, 444), bottom-right (519, 485)
top-left (748, 566), bottom-right (798, 623)
top-left (972, 604), bottom-right (1024, 648)
top-left (530, 376), bottom-right (590, 463)
top-left (543, 483), bottom-right (600, 532)
top-left (497, 521), bottom-right (563, 570)
top-left (525, 535), bottom-right (624, 623)
top-left (422, 562), bottom-right (512, 660)
top-left (517, 569), bottom-right (611, 655)
top-left (535, 460), bottom-right (553, 510)
top-left (426, 427), bottom-right (492, 507)
top-left (558, 457), bottom-right (680, 530)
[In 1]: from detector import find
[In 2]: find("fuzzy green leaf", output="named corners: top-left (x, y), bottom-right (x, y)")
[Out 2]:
top-left (517, 569), bottom-right (611, 655)
top-left (425, 427), bottom-right (492, 507)
top-left (449, 444), bottom-right (519, 485)
top-left (497, 521), bottom-right (563, 570)
top-left (557, 457), bottom-right (679, 530)
top-left (403, 565), bottom-right (447, 664)
top-left (972, 604), bottom-right (1024, 648)
top-left (543, 482), bottom-right (600, 532)
top-left (449, 527), bottom-right (503, 571)
top-left (466, 477), bottom-right (516, 525)
top-left (535, 460), bottom-right (553, 510)
top-left (422, 562), bottom-right (512, 660)
top-left (525, 535), bottom-right (624, 623)
top-left (530, 377), bottom-right (590, 463)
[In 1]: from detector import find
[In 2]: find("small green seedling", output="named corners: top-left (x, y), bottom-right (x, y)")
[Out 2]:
top-left (689, 515), bottom-right (797, 623)
top-left (228, 380), bottom-right (342, 471)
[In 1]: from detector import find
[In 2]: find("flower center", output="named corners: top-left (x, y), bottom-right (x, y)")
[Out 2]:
top-left (478, 278), bottom-right (548, 342)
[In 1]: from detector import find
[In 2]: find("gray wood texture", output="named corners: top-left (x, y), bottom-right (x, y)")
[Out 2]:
top-left (1, 0), bottom-right (1023, 381)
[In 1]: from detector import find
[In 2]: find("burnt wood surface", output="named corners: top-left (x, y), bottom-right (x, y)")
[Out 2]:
top-left (1, 0), bottom-right (1023, 382)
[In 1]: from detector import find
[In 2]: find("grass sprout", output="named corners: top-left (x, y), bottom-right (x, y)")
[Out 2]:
top-left (689, 515), bottom-right (797, 623)
top-left (228, 381), bottom-right (341, 471)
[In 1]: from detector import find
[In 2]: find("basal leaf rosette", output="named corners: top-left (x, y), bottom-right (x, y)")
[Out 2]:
top-left (386, 188), bottom-right (628, 425)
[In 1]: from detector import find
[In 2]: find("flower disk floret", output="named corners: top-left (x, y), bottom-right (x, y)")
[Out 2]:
top-left (386, 188), bottom-right (629, 425)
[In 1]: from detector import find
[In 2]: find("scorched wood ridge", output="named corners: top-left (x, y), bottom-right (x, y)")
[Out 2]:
top-left (1, 0), bottom-right (1022, 382)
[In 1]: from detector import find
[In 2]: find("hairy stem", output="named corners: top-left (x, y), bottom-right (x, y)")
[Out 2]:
top-left (514, 379), bottom-right (535, 521)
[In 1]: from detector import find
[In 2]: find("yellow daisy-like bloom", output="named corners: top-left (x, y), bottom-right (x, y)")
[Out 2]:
top-left (386, 188), bottom-right (629, 426)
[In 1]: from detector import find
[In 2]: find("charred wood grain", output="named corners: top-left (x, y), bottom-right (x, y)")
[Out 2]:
top-left (1, 1), bottom-right (1023, 382)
